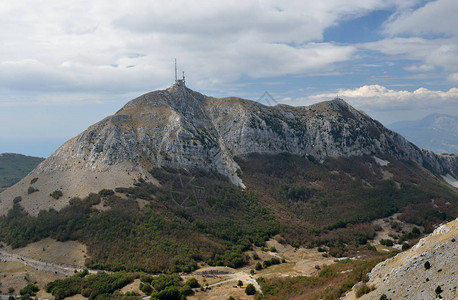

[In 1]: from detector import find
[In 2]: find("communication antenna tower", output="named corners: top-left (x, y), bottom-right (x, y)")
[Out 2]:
top-left (174, 58), bottom-right (177, 82)
top-left (174, 59), bottom-right (186, 86)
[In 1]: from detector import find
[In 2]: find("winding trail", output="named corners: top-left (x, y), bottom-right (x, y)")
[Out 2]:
top-left (1, 249), bottom-right (263, 297)
top-left (0, 249), bottom-right (96, 276)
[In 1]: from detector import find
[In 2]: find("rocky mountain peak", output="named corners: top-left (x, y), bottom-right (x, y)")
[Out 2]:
top-left (1, 85), bottom-right (457, 216)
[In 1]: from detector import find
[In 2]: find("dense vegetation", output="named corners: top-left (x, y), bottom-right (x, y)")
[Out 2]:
top-left (0, 167), bottom-right (278, 272)
top-left (46, 270), bottom-right (198, 300)
top-left (238, 154), bottom-right (457, 254)
top-left (0, 153), bottom-right (44, 189)
top-left (0, 154), bottom-right (456, 274)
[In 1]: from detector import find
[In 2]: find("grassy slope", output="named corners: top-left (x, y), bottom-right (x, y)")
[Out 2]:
top-left (0, 153), bottom-right (44, 188)
top-left (0, 154), bottom-right (456, 274)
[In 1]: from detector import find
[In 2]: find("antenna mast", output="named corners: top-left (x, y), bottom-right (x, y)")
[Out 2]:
top-left (174, 58), bottom-right (177, 83)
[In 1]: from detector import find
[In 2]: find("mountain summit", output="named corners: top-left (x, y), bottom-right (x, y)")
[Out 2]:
top-left (1, 84), bottom-right (457, 215)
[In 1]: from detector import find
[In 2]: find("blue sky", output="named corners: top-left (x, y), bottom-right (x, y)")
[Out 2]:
top-left (1, 0), bottom-right (457, 157)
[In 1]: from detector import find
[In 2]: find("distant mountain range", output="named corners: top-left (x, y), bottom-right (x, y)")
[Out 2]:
top-left (389, 114), bottom-right (458, 154)
top-left (0, 153), bottom-right (44, 190)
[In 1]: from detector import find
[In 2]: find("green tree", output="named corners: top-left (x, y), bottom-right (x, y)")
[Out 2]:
top-left (424, 261), bottom-right (431, 270)
top-left (402, 242), bottom-right (410, 251)
top-left (435, 285), bottom-right (443, 295)
top-left (245, 284), bottom-right (256, 295)
top-left (185, 278), bottom-right (200, 288)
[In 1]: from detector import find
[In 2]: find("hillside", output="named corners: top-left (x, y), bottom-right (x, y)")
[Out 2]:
top-left (0, 83), bottom-right (456, 273)
top-left (0, 83), bottom-right (457, 300)
top-left (0, 153), bottom-right (44, 190)
top-left (1, 83), bottom-right (457, 216)
top-left (343, 218), bottom-right (457, 300)
top-left (389, 113), bottom-right (458, 154)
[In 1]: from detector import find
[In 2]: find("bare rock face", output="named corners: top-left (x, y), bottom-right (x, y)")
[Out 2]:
top-left (343, 218), bottom-right (458, 300)
top-left (1, 83), bottom-right (457, 215)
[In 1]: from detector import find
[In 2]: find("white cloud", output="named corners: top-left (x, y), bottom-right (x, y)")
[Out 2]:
top-left (384, 0), bottom-right (458, 37)
top-left (0, 0), bottom-right (410, 95)
top-left (363, 0), bottom-right (458, 79)
top-left (404, 64), bottom-right (435, 72)
top-left (293, 85), bottom-right (458, 112)
top-left (363, 37), bottom-right (458, 71)
top-left (447, 73), bottom-right (458, 82)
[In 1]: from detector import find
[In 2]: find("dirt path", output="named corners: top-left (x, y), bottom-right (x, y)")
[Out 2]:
top-left (203, 271), bottom-right (262, 294)
top-left (0, 249), bottom-right (93, 276)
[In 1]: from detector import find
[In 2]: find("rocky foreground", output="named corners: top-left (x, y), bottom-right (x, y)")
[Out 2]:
top-left (344, 218), bottom-right (458, 300)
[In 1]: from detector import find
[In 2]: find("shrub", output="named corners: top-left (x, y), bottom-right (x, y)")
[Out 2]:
top-left (402, 242), bottom-right (410, 251)
top-left (150, 286), bottom-right (181, 300)
top-left (269, 246), bottom-right (277, 252)
top-left (245, 284), bottom-right (256, 295)
top-left (379, 239), bottom-right (393, 246)
top-left (380, 294), bottom-right (389, 300)
top-left (355, 282), bottom-right (374, 298)
top-left (263, 260), bottom-right (272, 268)
top-left (19, 283), bottom-right (39, 296)
top-left (181, 284), bottom-right (193, 296)
top-left (366, 243), bottom-right (376, 251)
top-left (270, 257), bottom-right (281, 265)
top-left (228, 297), bottom-right (235, 300)
top-left (139, 282), bottom-right (152, 295)
top-left (424, 261), bottom-right (431, 270)
top-left (98, 189), bottom-right (115, 197)
top-left (140, 273), bottom-right (154, 283)
top-left (237, 280), bottom-right (243, 287)
top-left (185, 278), bottom-right (200, 288)
top-left (252, 253), bottom-right (260, 260)
top-left (50, 190), bottom-right (63, 200)
top-left (435, 285), bottom-right (443, 295)
top-left (319, 265), bottom-right (335, 278)
top-left (27, 186), bottom-right (38, 194)
top-left (13, 196), bottom-right (22, 204)
top-left (30, 178), bottom-right (38, 184)
top-left (255, 262), bottom-right (262, 270)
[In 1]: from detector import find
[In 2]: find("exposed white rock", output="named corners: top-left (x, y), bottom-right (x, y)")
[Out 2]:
top-left (373, 156), bottom-right (389, 166)
top-left (442, 173), bottom-right (458, 188)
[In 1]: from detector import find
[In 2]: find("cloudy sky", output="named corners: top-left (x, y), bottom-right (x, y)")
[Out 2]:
top-left (1, 0), bottom-right (457, 157)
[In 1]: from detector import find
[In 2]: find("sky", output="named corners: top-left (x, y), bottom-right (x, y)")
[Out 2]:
top-left (1, 0), bottom-right (457, 157)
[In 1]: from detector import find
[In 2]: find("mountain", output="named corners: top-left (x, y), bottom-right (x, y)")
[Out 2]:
top-left (1, 83), bottom-right (457, 216)
top-left (343, 217), bottom-right (458, 300)
top-left (389, 113), bottom-right (458, 154)
top-left (0, 153), bottom-right (44, 190)
top-left (0, 83), bottom-right (457, 277)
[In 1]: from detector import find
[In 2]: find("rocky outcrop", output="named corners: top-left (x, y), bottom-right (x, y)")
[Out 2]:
top-left (1, 83), bottom-right (457, 215)
top-left (33, 84), bottom-right (458, 179)
top-left (343, 218), bottom-right (458, 300)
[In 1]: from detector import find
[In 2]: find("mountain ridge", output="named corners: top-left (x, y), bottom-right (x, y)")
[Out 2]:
top-left (1, 83), bottom-right (457, 216)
